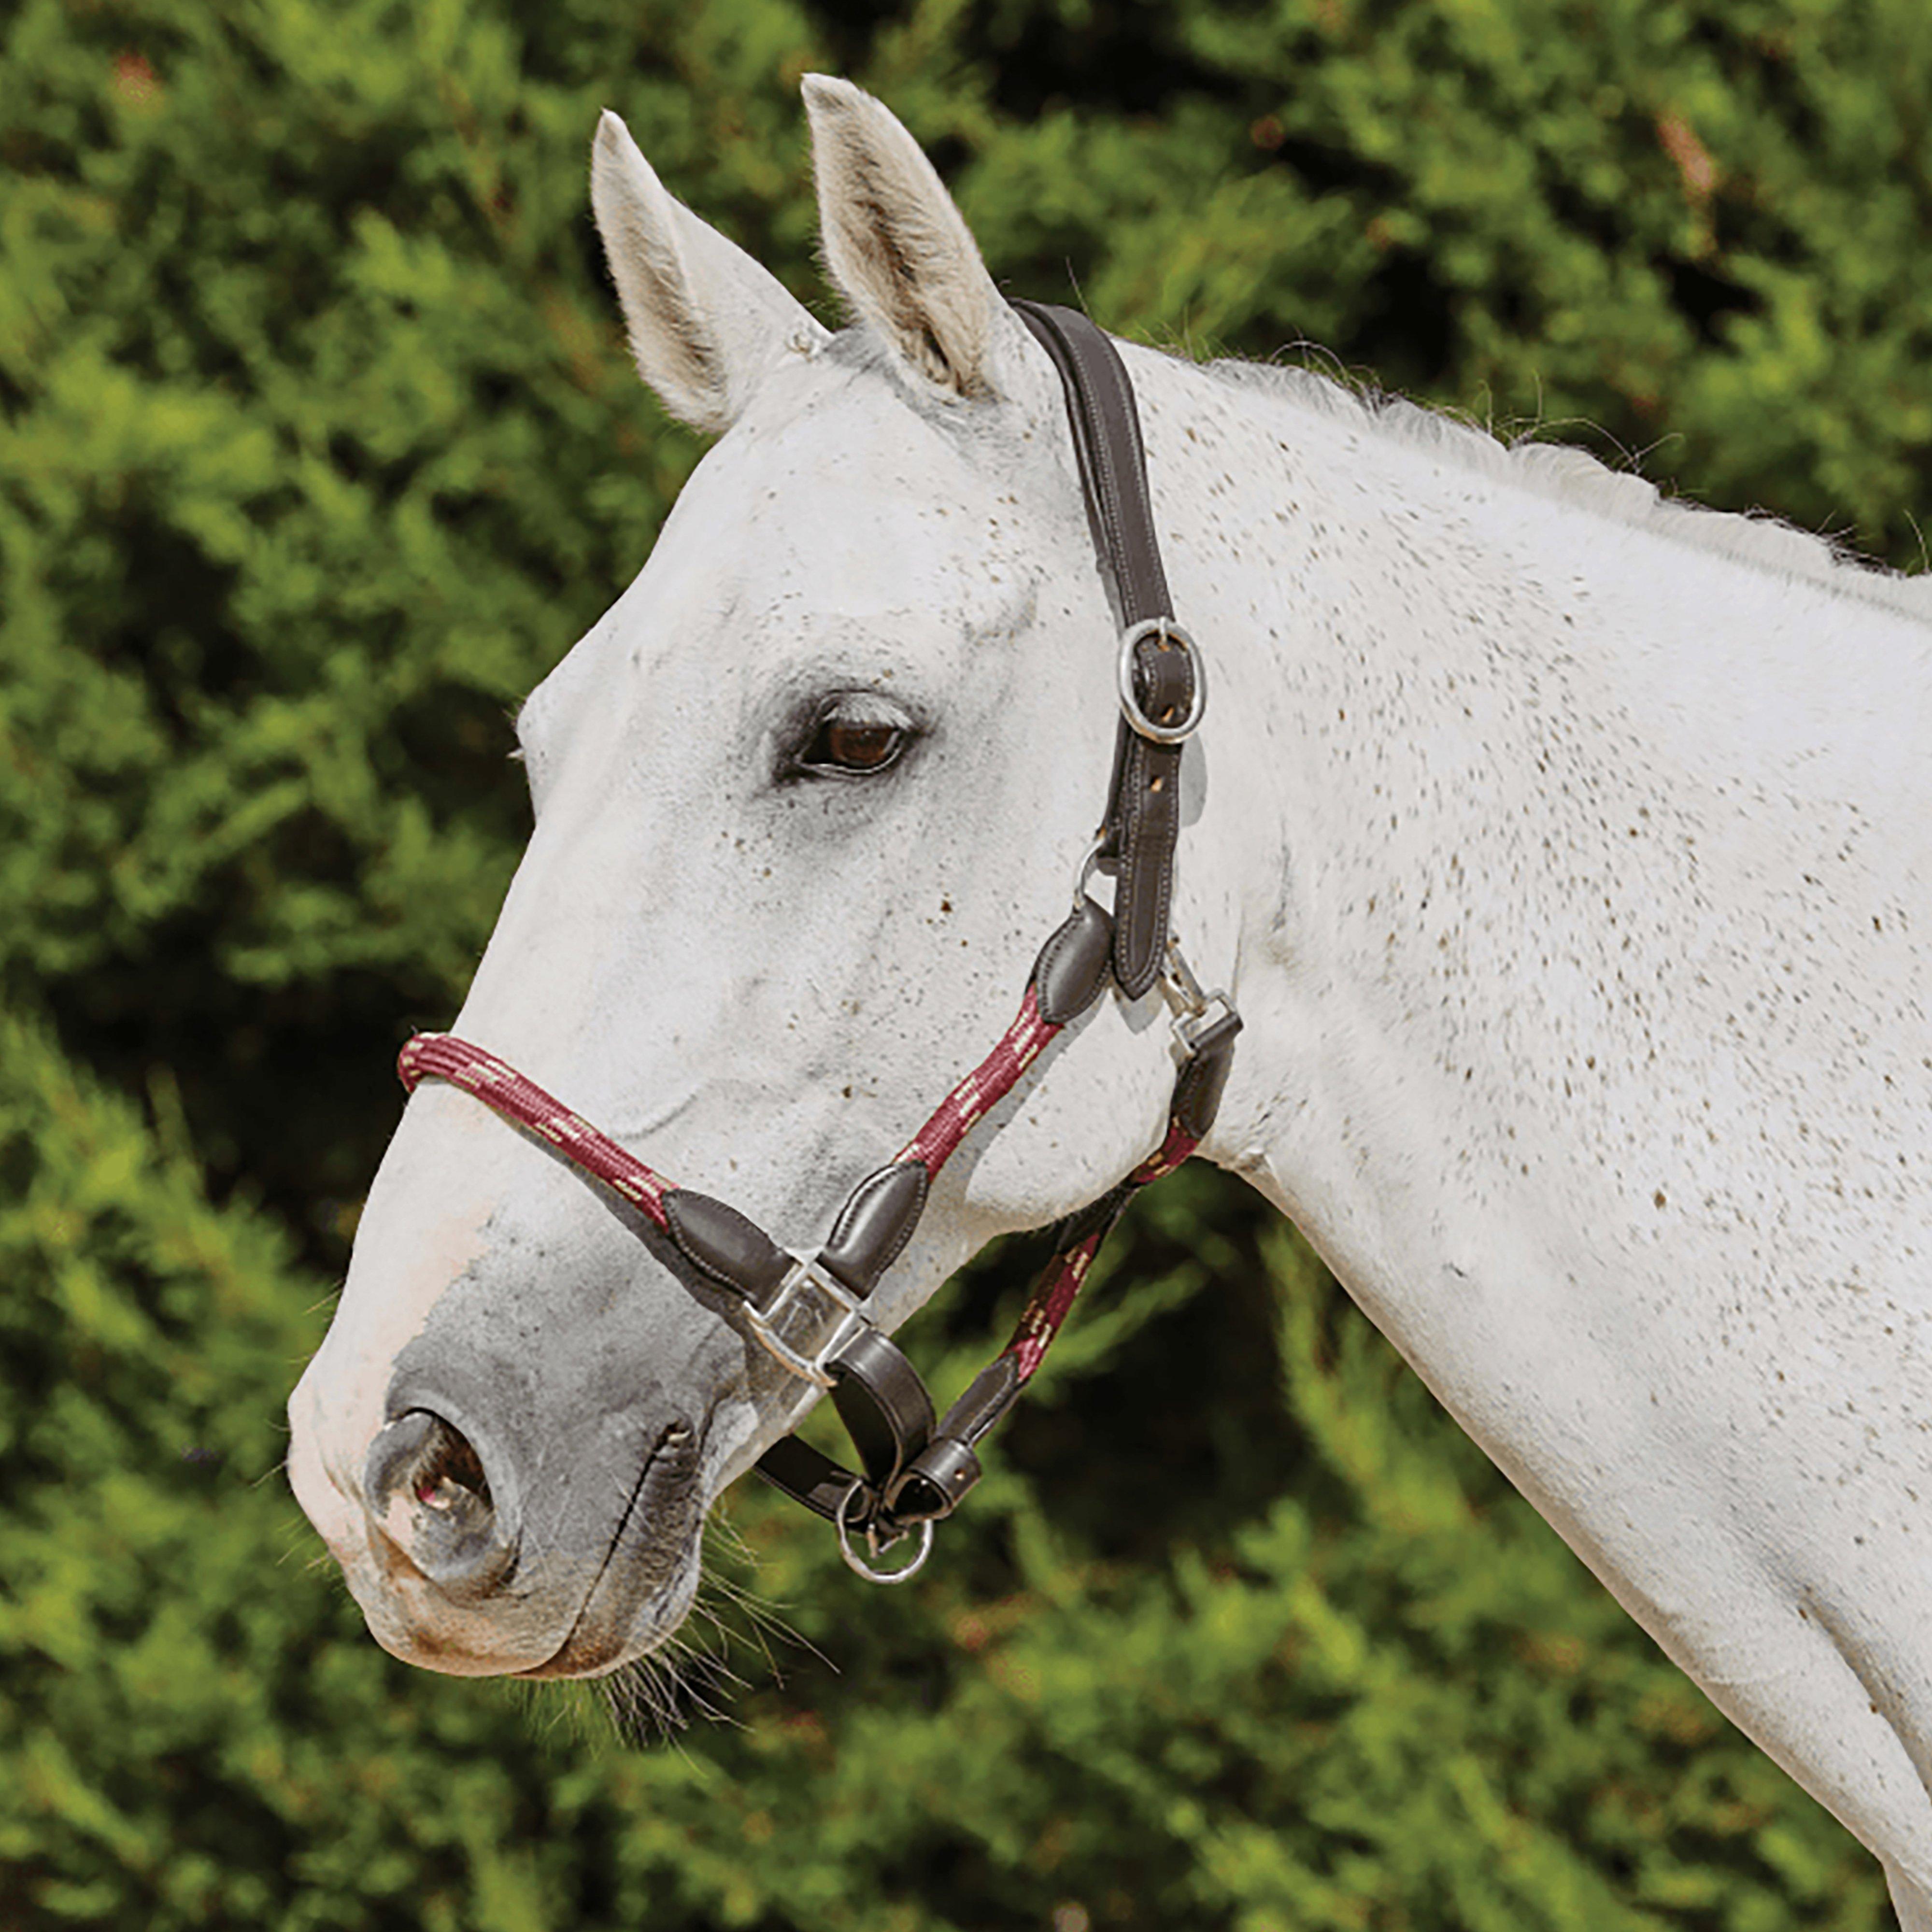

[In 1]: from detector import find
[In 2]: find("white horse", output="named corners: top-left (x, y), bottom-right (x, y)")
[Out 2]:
top-left (288, 76), bottom-right (1932, 1916)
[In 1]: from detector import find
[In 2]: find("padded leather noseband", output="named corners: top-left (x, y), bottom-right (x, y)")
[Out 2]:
top-left (397, 302), bottom-right (1240, 1582)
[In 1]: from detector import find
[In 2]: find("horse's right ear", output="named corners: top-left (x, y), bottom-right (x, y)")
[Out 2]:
top-left (591, 111), bottom-right (827, 434)
top-left (802, 75), bottom-right (1040, 407)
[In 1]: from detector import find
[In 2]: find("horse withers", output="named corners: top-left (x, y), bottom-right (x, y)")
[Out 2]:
top-left (287, 76), bottom-right (1932, 1918)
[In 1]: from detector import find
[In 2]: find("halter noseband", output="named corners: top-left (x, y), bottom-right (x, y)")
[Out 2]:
top-left (397, 302), bottom-right (1241, 1582)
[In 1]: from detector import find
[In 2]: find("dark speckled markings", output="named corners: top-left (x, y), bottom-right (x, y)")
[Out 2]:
top-left (287, 74), bottom-right (1932, 1925)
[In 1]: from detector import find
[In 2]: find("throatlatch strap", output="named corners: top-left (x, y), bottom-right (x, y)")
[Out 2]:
top-left (1010, 300), bottom-right (1193, 1000)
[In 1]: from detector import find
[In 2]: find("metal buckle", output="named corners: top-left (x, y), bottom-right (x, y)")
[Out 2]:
top-left (743, 1253), bottom-right (874, 1388)
top-left (1117, 617), bottom-right (1207, 745)
top-left (1159, 937), bottom-right (1237, 1063)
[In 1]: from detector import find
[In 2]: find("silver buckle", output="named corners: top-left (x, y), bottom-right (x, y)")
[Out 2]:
top-left (1117, 617), bottom-right (1207, 744)
top-left (1159, 937), bottom-right (1236, 1062)
top-left (743, 1253), bottom-right (873, 1387)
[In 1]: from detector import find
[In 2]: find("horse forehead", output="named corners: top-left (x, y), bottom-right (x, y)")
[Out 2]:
top-left (687, 373), bottom-right (1037, 601)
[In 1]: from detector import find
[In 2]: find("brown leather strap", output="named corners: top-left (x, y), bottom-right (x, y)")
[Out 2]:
top-left (1010, 300), bottom-right (1195, 999)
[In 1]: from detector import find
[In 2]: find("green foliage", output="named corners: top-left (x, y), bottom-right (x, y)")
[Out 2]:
top-left (0, 1076), bottom-right (1888, 1927)
top-left (2, 0), bottom-right (1926, 1925)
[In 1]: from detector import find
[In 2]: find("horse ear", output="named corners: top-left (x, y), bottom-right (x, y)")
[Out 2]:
top-left (802, 75), bottom-right (1009, 401)
top-left (591, 111), bottom-right (826, 433)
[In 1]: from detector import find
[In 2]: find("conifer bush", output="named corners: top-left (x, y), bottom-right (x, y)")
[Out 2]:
top-left (3, 0), bottom-right (1925, 1924)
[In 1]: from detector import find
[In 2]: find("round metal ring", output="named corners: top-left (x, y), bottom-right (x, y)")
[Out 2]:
top-left (1070, 831), bottom-right (1108, 909)
top-left (836, 1482), bottom-right (936, 1585)
top-left (1116, 618), bottom-right (1207, 745)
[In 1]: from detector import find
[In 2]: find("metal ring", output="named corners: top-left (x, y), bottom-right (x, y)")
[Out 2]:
top-left (1116, 618), bottom-right (1207, 745)
top-left (1071, 832), bottom-right (1108, 909)
top-left (836, 1482), bottom-right (936, 1585)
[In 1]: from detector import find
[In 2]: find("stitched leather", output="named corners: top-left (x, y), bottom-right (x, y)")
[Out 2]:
top-left (939, 1352), bottom-right (1024, 1447)
top-left (819, 1160), bottom-right (929, 1295)
top-left (1113, 635), bottom-right (1193, 997)
top-left (1031, 895), bottom-right (1114, 1023)
top-left (827, 1327), bottom-right (935, 1491)
top-left (883, 1435), bottom-right (981, 1523)
top-left (755, 1433), bottom-right (861, 1522)
top-left (1172, 1011), bottom-right (1242, 1141)
top-left (1010, 299), bottom-right (1191, 998)
top-left (1011, 304), bottom-right (1172, 623)
top-left (663, 1188), bottom-right (793, 1302)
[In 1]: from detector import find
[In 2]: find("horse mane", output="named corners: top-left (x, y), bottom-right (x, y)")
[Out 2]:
top-left (1201, 354), bottom-right (1932, 625)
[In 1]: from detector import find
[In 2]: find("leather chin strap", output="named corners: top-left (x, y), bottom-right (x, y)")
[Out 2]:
top-left (396, 301), bottom-right (1240, 1584)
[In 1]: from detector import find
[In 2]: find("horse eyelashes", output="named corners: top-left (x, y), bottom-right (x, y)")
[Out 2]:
top-left (789, 695), bottom-right (917, 779)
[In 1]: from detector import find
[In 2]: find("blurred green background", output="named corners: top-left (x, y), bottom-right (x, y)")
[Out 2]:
top-left (4, 0), bottom-right (1929, 1925)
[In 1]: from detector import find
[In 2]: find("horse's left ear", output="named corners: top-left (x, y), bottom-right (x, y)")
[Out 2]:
top-left (803, 75), bottom-right (1025, 402)
top-left (592, 111), bottom-right (827, 433)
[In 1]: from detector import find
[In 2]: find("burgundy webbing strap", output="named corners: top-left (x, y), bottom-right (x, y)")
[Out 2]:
top-left (894, 987), bottom-right (1060, 1175)
top-left (398, 1034), bottom-right (673, 1229)
top-left (398, 986), bottom-right (1066, 1271)
top-left (1007, 1117), bottom-right (1196, 1378)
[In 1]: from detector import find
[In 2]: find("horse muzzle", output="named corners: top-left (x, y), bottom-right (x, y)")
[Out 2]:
top-left (286, 1105), bottom-right (746, 1676)
top-left (293, 1374), bottom-right (711, 1677)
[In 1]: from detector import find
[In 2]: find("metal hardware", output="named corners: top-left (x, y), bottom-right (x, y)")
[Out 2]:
top-left (1160, 936), bottom-right (1238, 1061)
top-left (1071, 832), bottom-right (1108, 909)
top-left (1117, 618), bottom-right (1207, 744)
top-left (743, 1253), bottom-right (874, 1387)
top-left (836, 1481), bottom-right (936, 1583)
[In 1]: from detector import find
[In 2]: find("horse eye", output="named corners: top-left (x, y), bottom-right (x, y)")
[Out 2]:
top-left (802, 715), bottom-right (907, 774)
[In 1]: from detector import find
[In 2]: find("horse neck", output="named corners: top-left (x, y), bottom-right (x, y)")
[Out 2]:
top-left (1140, 350), bottom-right (1932, 1345)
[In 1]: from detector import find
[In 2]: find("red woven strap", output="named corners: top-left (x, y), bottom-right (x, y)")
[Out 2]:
top-left (1004, 1116), bottom-right (1199, 1381)
top-left (398, 987), bottom-right (1064, 1249)
top-left (398, 1034), bottom-right (675, 1233)
top-left (895, 986), bottom-right (1061, 1174)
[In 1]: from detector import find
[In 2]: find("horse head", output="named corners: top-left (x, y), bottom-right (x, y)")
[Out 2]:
top-left (286, 80), bottom-right (1243, 1678)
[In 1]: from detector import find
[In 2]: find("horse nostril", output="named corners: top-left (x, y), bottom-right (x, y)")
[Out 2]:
top-left (364, 1409), bottom-right (516, 1597)
top-left (412, 1421), bottom-right (490, 1514)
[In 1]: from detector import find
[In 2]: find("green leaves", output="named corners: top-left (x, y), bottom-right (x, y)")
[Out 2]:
top-left (0, 1020), bottom-right (1889, 1927)
top-left (2, 0), bottom-right (1922, 1924)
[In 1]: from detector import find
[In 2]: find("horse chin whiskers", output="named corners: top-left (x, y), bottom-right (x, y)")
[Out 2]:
top-left (588, 1513), bottom-right (817, 1745)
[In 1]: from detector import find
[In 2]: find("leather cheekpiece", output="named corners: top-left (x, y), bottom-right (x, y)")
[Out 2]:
top-left (1111, 636), bottom-right (1195, 997)
top-left (663, 1188), bottom-right (793, 1303)
top-left (819, 1160), bottom-right (930, 1296)
top-left (1032, 895), bottom-right (1115, 1024)
top-left (1011, 299), bottom-right (1193, 1004)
